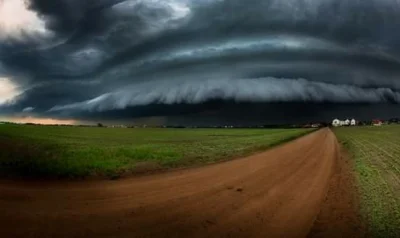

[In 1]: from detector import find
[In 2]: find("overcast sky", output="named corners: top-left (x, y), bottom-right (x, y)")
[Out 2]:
top-left (1, 0), bottom-right (400, 125)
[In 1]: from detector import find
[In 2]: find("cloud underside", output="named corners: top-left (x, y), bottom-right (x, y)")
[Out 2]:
top-left (50, 78), bottom-right (400, 113)
top-left (2, 0), bottom-right (400, 122)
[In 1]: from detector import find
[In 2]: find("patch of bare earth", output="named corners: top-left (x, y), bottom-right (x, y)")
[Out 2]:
top-left (0, 129), bottom-right (338, 238)
top-left (308, 145), bottom-right (366, 238)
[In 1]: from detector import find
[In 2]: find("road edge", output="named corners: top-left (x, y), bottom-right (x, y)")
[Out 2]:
top-left (308, 132), bottom-right (366, 238)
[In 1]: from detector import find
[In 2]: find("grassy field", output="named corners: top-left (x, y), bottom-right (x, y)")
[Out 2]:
top-left (0, 124), bottom-right (313, 179)
top-left (334, 125), bottom-right (400, 237)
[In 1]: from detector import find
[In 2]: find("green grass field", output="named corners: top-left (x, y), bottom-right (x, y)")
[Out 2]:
top-left (0, 124), bottom-right (313, 179)
top-left (334, 125), bottom-right (400, 238)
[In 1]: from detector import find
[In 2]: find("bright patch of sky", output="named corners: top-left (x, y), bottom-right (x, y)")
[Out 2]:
top-left (0, 0), bottom-right (50, 40)
top-left (0, 77), bottom-right (19, 105)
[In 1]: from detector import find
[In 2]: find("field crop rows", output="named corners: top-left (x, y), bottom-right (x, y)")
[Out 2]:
top-left (0, 124), bottom-right (313, 179)
top-left (334, 126), bottom-right (400, 237)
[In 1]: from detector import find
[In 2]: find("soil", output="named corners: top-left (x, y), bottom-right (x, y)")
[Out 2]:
top-left (0, 128), bottom-right (358, 238)
top-left (308, 144), bottom-right (366, 238)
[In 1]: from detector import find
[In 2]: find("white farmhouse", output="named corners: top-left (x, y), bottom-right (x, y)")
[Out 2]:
top-left (332, 118), bottom-right (357, 127)
top-left (332, 119), bottom-right (340, 127)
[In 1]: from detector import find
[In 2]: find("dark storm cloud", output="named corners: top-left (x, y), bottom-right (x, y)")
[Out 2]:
top-left (2, 0), bottom-right (400, 122)
top-left (49, 77), bottom-right (400, 113)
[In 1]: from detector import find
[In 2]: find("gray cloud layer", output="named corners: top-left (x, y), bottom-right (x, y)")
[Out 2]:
top-left (49, 78), bottom-right (400, 113)
top-left (1, 0), bottom-right (400, 122)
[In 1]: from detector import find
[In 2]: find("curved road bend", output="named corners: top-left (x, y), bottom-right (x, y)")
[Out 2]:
top-left (0, 128), bottom-right (338, 238)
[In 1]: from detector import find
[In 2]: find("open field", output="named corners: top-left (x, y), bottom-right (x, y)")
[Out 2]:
top-left (0, 124), bottom-right (313, 178)
top-left (5, 124), bottom-right (397, 237)
top-left (334, 125), bottom-right (400, 237)
top-left (0, 128), bottom-right (339, 238)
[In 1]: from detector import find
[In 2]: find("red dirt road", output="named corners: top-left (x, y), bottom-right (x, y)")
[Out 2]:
top-left (0, 128), bottom-right (339, 238)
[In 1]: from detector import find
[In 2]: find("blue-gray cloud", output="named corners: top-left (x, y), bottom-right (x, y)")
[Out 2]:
top-left (1, 0), bottom-right (400, 122)
top-left (49, 77), bottom-right (400, 113)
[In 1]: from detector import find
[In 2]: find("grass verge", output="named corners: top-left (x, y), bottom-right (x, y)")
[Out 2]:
top-left (334, 125), bottom-right (400, 238)
top-left (0, 124), bottom-right (314, 179)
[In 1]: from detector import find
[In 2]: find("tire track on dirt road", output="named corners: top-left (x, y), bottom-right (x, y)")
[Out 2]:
top-left (0, 128), bottom-right (338, 238)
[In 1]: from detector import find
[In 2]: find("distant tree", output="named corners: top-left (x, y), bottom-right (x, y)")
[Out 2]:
top-left (97, 123), bottom-right (104, 127)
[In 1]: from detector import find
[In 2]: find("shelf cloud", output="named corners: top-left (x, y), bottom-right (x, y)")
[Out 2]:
top-left (1, 0), bottom-right (400, 124)
top-left (49, 77), bottom-right (400, 113)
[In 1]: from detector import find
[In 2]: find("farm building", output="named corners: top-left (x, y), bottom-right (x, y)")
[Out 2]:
top-left (372, 120), bottom-right (383, 126)
top-left (332, 118), bottom-right (357, 127)
top-left (332, 119), bottom-right (340, 127)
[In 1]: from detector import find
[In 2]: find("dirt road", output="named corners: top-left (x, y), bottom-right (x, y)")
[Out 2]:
top-left (0, 128), bottom-right (338, 238)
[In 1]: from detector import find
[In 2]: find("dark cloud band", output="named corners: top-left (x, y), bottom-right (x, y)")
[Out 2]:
top-left (49, 77), bottom-right (400, 113)
top-left (2, 0), bottom-right (400, 123)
